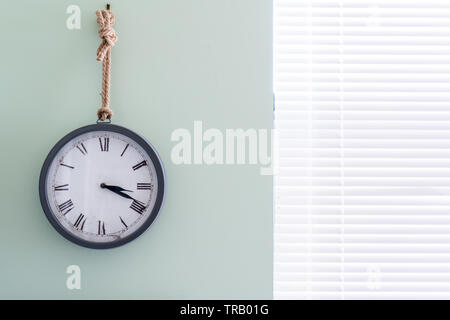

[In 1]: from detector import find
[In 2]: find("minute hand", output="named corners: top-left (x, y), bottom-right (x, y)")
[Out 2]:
top-left (100, 183), bottom-right (136, 201)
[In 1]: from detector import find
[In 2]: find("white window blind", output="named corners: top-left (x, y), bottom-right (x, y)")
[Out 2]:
top-left (274, 0), bottom-right (450, 299)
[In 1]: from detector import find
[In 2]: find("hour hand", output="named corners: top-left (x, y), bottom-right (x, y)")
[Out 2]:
top-left (100, 183), bottom-right (133, 193)
top-left (100, 183), bottom-right (135, 200)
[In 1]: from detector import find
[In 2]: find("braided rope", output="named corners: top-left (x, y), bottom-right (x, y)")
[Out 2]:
top-left (96, 9), bottom-right (117, 121)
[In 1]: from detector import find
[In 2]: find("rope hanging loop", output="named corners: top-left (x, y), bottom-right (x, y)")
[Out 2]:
top-left (96, 6), bottom-right (117, 121)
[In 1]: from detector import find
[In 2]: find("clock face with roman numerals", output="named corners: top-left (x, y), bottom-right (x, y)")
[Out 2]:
top-left (39, 124), bottom-right (165, 249)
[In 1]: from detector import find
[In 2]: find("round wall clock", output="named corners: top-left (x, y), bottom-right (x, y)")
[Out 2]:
top-left (39, 123), bottom-right (165, 249)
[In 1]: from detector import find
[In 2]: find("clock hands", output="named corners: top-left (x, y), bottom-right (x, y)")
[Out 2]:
top-left (100, 183), bottom-right (133, 193)
top-left (100, 183), bottom-right (136, 201)
top-left (100, 183), bottom-right (148, 214)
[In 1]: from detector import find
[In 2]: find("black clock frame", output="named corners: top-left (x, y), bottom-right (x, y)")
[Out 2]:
top-left (39, 123), bottom-right (165, 249)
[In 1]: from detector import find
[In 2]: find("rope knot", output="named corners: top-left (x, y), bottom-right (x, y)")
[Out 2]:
top-left (96, 10), bottom-right (117, 62)
top-left (97, 106), bottom-right (114, 121)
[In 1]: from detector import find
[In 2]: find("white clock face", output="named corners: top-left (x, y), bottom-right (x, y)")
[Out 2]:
top-left (43, 128), bottom-right (162, 246)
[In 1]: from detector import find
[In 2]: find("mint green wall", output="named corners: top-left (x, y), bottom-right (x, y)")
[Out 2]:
top-left (0, 1), bottom-right (272, 299)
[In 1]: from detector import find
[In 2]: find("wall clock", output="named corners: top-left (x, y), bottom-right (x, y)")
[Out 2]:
top-left (39, 7), bottom-right (165, 249)
top-left (39, 123), bottom-right (165, 249)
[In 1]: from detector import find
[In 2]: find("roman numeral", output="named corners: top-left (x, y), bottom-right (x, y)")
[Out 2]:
top-left (99, 137), bottom-right (109, 152)
top-left (137, 183), bottom-right (153, 190)
top-left (58, 199), bottom-right (74, 215)
top-left (132, 160), bottom-right (147, 171)
top-left (119, 216), bottom-right (128, 229)
top-left (98, 221), bottom-right (106, 235)
top-left (74, 214), bottom-right (86, 230)
top-left (76, 142), bottom-right (87, 155)
top-left (121, 144), bottom-right (129, 157)
top-left (130, 200), bottom-right (146, 214)
top-left (54, 184), bottom-right (69, 191)
top-left (60, 163), bottom-right (74, 169)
